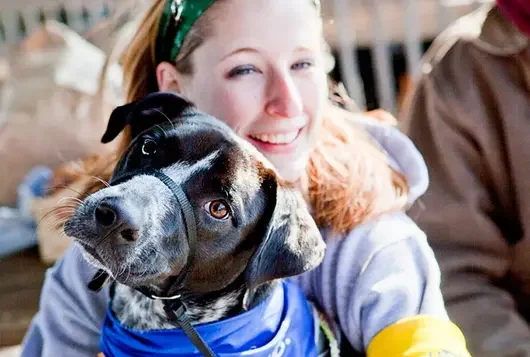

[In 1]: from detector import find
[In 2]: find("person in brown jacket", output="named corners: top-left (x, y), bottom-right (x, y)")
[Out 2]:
top-left (400, 1), bottom-right (530, 355)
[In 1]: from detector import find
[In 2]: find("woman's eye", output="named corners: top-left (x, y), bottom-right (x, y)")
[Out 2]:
top-left (141, 139), bottom-right (158, 156)
top-left (291, 60), bottom-right (314, 71)
top-left (204, 200), bottom-right (231, 220)
top-left (227, 65), bottom-right (258, 78)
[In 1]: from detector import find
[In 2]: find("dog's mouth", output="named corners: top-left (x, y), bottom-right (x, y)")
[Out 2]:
top-left (74, 237), bottom-right (179, 287)
top-left (75, 240), bottom-right (105, 265)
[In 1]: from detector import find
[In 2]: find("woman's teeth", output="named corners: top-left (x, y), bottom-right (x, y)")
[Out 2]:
top-left (249, 131), bottom-right (298, 144)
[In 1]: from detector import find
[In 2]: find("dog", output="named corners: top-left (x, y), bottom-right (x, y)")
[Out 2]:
top-left (64, 92), bottom-right (328, 356)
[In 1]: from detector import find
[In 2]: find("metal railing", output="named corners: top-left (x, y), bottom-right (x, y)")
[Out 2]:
top-left (0, 1), bottom-right (112, 47)
top-left (323, 0), bottom-right (490, 112)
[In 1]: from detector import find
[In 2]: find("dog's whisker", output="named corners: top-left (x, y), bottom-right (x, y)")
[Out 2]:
top-left (52, 220), bottom-right (69, 230)
top-left (132, 247), bottom-right (150, 279)
top-left (124, 263), bottom-right (132, 283)
top-left (37, 207), bottom-right (76, 228)
top-left (140, 263), bottom-right (151, 279)
top-left (42, 216), bottom-right (68, 231)
top-left (56, 185), bottom-right (84, 197)
top-left (151, 246), bottom-right (171, 265)
top-left (146, 246), bottom-right (170, 277)
top-left (45, 205), bottom-right (77, 214)
top-left (34, 204), bottom-right (78, 212)
top-left (56, 197), bottom-right (84, 205)
top-left (154, 124), bottom-right (169, 138)
top-left (36, 202), bottom-right (79, 209)
top-left (86, 175), bottom-right (111, 188)
top-left (148, 248), bottom-right (172, 280)
top-left (121, 262), bottom-right (130, 281)
top-left (60, 229), bottom-right (71, 240)
top-left (113, 259), bottom-right (124, 278)
top-left (153, 108), bottom-right (176, 132)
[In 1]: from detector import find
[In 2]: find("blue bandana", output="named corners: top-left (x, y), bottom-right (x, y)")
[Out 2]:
top-left (100, 281), bottom-right (320, 357)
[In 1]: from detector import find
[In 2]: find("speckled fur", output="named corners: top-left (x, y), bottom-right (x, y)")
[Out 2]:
top-left (112, 284), bottom-right (245, 330)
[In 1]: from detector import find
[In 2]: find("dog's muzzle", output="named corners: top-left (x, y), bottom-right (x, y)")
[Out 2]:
top-left (87, 169), bottom-right (218, 357)
top-left (88, 168), bottom-right (197, 295)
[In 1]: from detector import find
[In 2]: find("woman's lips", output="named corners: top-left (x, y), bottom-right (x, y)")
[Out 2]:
top-left (249, 131), bottom-right (299, 144)
top-left (247, 128), bottom-right (304, 154)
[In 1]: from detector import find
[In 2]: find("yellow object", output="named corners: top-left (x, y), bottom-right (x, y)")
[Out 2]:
top-left (367, 315), bottom-right (472, 357)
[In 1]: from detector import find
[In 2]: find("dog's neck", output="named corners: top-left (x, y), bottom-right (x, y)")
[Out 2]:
top-left (111, 282), bottom-right (274, 330)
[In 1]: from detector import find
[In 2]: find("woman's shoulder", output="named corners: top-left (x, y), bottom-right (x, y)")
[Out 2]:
top-left (344, 111), bottom-right (430, 208)
top-left (321, 211), bottom-right (427, 264)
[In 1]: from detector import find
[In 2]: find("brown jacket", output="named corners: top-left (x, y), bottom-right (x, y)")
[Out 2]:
top-left (400, 4), bottom-right (530, 356)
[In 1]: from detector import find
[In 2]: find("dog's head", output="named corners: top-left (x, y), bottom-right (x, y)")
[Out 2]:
top-left (65, 92), bottom-right (325, 296)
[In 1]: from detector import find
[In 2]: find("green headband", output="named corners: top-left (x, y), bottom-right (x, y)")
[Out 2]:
top-left (157, 0), bottom-right (218, 63)
top-left (156, 0), bottom-right (321, 63)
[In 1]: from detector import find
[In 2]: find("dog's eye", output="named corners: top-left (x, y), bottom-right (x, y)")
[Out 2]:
top-left (204, 200), bottom-right (230, 220)
top-left (141, 139), bottom-right (158, 156)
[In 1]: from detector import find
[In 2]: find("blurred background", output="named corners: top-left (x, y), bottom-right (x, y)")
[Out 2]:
top-left (0, 0), bottom-right (491, 353)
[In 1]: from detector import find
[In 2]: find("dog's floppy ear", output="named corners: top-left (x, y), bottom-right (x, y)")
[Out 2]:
top-left (246, 170), bottom-right (326, 293)
top-left (101, 92), bottom-right (196, 144)
top-left (101, 101), bottom-right (136, 143)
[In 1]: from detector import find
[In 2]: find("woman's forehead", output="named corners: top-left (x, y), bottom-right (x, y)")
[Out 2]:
top-left (204, 0), bottom-right (322, 56)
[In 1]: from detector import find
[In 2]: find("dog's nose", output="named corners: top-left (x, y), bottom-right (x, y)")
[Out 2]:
top-left (94, 198), bottom-right (140, 242)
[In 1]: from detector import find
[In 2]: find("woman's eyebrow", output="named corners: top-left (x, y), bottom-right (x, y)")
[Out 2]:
top-left (221, 48), bottom-right (259, 60)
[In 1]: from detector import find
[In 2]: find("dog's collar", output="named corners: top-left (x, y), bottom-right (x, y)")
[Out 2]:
top-left (87, 168), bottom-right (217, 357)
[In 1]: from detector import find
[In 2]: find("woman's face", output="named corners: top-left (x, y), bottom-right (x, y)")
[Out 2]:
top-left (157, 0), bottom-right (329, 182)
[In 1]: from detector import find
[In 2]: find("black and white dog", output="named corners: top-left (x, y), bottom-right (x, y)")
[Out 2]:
top-left (64, 92), bottom-right (328, 356)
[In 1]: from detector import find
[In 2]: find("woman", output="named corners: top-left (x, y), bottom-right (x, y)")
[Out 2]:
top-left (21, 0), bottom-right (470, 356)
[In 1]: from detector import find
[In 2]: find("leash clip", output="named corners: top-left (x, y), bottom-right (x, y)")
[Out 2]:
top-left (150, 294), bottom-right (182, 300)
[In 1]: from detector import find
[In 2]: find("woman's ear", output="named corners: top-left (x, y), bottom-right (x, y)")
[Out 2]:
top-left (156, 61), bottom-right (182, 93)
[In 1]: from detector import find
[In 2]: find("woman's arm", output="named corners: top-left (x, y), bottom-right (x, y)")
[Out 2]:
top-left (296, 212), bottom-right (470, 356)
top-left (21, 244), bottom-right (109, 357)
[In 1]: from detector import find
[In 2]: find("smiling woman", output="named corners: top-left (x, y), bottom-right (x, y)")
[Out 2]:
top-left (21, 0), bottom-right (471, 356)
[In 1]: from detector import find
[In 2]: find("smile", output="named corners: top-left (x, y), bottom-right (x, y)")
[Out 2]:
top-left (248, 129), bottom-right (301, 145)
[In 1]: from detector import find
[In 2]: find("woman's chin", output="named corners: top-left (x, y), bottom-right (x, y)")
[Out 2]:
top-left (268, 153), bottom-right (309, 184)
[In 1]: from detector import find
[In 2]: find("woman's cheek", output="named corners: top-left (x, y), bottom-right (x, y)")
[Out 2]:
top-left (297, 75), bottom-right (326, 120)
top-left (213, 83), bottom-right (264, 130)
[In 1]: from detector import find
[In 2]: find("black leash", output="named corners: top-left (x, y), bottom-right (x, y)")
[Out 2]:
top-left (87, 169), bottom-right (218, 357)
top-left (162, 296), bottom-right (217, 357)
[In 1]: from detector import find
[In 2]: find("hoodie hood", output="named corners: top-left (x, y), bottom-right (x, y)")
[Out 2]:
top-left (350, 114), bottom-right (429, 206)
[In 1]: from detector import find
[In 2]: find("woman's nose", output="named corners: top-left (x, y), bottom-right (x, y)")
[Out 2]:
top-left (265, 71), bottom-right (303, 118)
